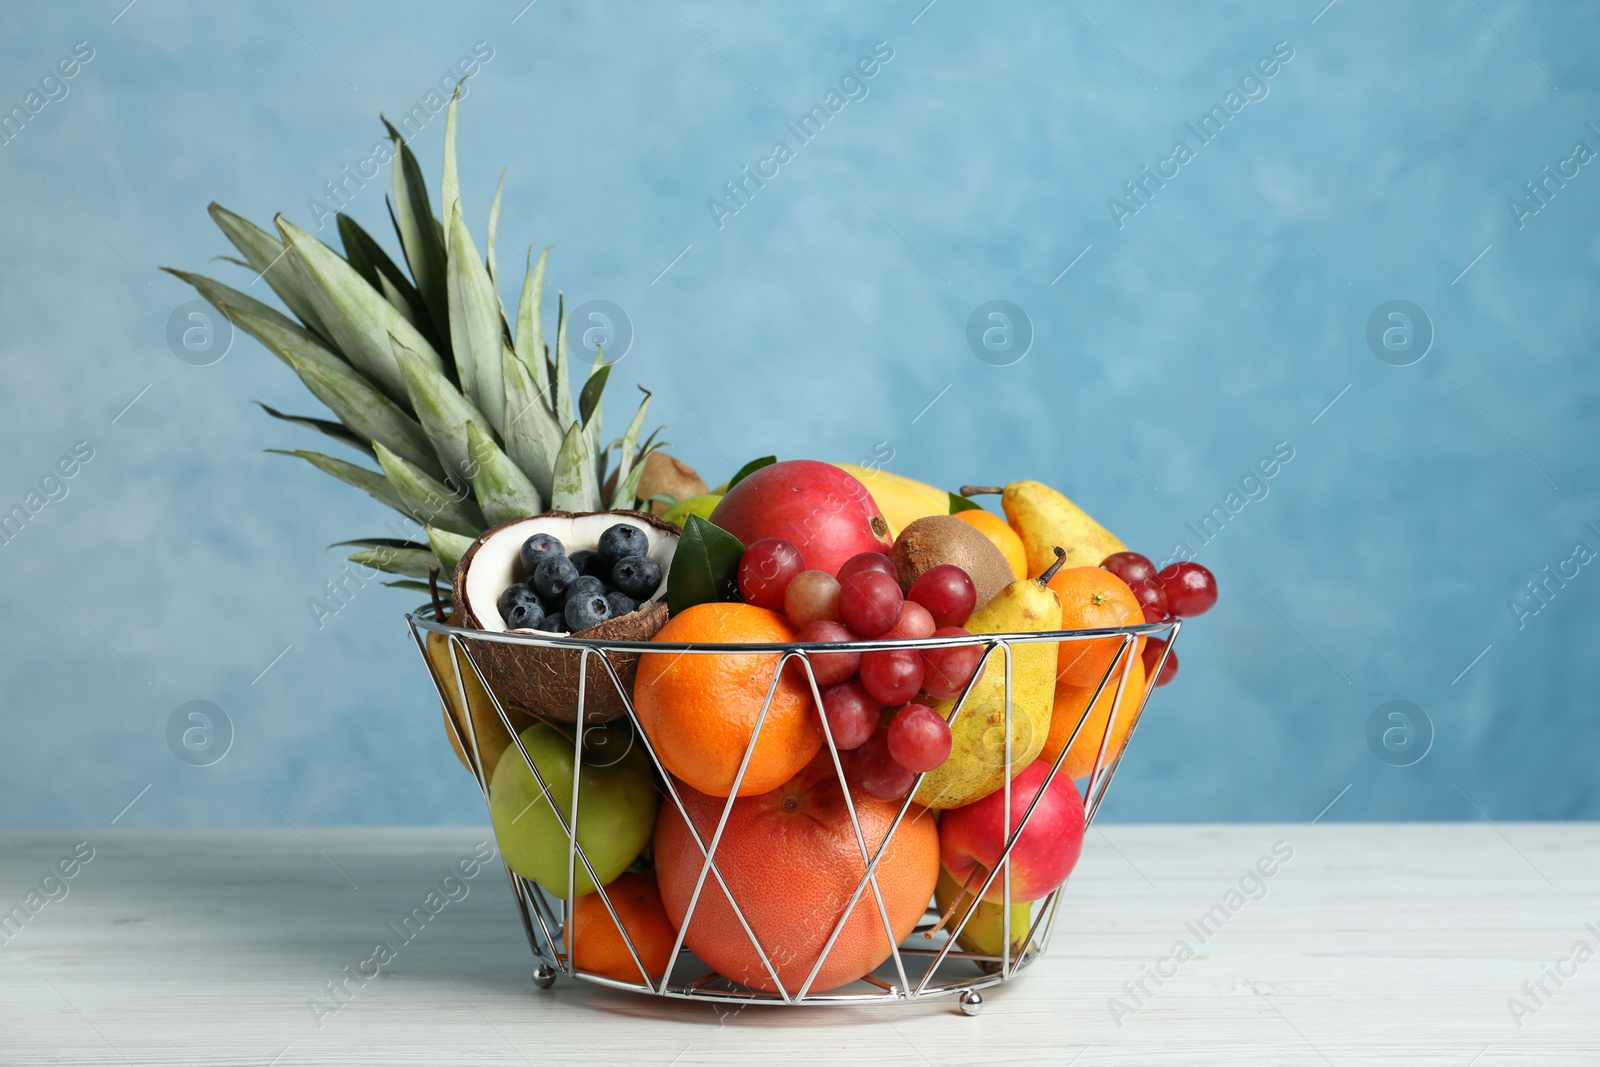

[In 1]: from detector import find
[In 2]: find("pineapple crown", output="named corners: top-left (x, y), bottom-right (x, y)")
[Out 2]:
top-left (163, 88), bottom-right (664, 594)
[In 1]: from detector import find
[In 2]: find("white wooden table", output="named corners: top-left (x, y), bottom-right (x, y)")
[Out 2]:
top-left (1, 826), bottom-right (1594, 1065)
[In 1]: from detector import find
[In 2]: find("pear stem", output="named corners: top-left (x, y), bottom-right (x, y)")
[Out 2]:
top-left (960, 485), bottom-right (1003, 497)
top-left (1038, 546), bottom-right (1067, 585)
top-left (428, 564), bottom-right (447, 622)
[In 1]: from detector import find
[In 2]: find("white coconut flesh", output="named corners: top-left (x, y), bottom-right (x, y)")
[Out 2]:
top-left (463, 514), bottom-right (678, 634)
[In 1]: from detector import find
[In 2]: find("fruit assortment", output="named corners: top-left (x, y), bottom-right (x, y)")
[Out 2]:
top-left (469, 458), bottom-right (1218, 992)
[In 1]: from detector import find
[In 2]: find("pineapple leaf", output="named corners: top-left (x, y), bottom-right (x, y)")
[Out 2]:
top-left (427, 526), bottom-right (474, 576)
top-left (253, 401), bottom-right (375, 459)
top-left (276, 216), bottom-right (447, 406)
top-left (391, 333), bottom-right (492, 487)
top-left (373, 442), bottom-right (485, 537)
top-left (347, 546), bottom-right (441, 581)
top-left (552, 292), bottom-right (574, 426)
top-left (337, 213), bottom-right (427, 328)
top-left (266, 449), bottom-right (407, 515)
top-left (610, 441), bottom-right (660, 510)
top-left (376, 272), bottom-right (422, 329)
top-left (329, 537), bottom-right (429, 551)
top-left (383, 579), bottom-right (437, 592)
top-left (486, 167), bottom-right (506, 289)
top-left (445, 201), bottom-right (507, 436)
top-left (207, 204), bottom-right (332, 343)
top-left (465, 420), bottom-right (543, 525)
top-left (578, 348), bottom-right (610, 427)
top-left (608, 386), bottom-right (652, 505)
top-left (549, 420), bottom-right (599, 511)
top-left (167, 269), bottom-right (444, 478)
top-left (500, 339), bottom-right (562, 501)
top-left (382, 119), bottom-right (450, 346)
top-left (514, 247), bottom-right (549, 384)
top-left (441, 84), bottom-right (462, 230)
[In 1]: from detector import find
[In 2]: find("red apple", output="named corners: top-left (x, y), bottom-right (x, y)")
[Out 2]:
top-left (938, 761), bottom-right (1085, 903)
top-left (710, 460), bottom-right (892, 577)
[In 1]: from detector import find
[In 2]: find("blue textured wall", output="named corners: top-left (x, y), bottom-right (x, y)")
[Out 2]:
top-left (2, 2), bottom-right (1595, 826)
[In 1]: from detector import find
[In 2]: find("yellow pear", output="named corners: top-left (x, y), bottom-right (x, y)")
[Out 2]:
top-left (424, 615), bottom-right (528, 783)
top-left (913, 550), bottom-right (1065, 809)
top-left (963, 481), bottom-right (1126, 576)
top-left (834, 463), bottom-right (949, 539)
top-left (931, 866), bottom-right (1031, 959)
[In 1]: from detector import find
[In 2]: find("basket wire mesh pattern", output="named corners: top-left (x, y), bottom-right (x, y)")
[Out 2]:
top-left (408, 610), bottom-right (1179, 1012)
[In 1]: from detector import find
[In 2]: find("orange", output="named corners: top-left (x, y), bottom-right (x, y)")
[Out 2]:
top-left (653, 755), bottom-right (939, 994)
top-left (1049, 566), bottom-right (1145, 687)
top-left (1042, 651), bottom-right (1146, 779)
top-left (955, 508), bottom-right (1028, 579)
top-left (567, 872), bottom-right (678, 984)
top-left (633, 602), bottom-right (821, 797)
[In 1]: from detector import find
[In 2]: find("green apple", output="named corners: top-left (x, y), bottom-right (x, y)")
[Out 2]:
top-left (488, 722), bottom-right (658, 899)
top-left (934, 867), bottom-right (1031, 959)
top-left (660, 493), bottom-right (722, 528)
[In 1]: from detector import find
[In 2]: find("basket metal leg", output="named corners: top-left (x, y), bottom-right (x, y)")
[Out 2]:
top-left (958, 989), bottom-right (983, 1016)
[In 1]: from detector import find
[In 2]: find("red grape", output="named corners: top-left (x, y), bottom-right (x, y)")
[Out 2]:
top-left (884, 601), bottom-right (935, 641)
top-left (785, 570), bottom-right (841, 627)
top-left (795, 620), bottom-right (860, 687)
top-left (1157, 562), bottom-right (1217, 618)
top-left (906, 565), bottom-right (976, 628)
top-left (838, 569), bottom-right (904, 638)
top-left (819, 679), bottom-right (879, 751)
top-left (837, 551), bottom-right (896, 583)
top-left (886, 704), bottom-right (952, 773)
top-left (737, 538), bottom-right (804, 612)
top-left (859, 647), bottom-right (924, 705)
top-left (922, 626), bottom-right (986, 701)
top-left (1128, 578), bottom-right (1169, 623)
top-left (1102, 551), bottom-right (1157, 587)
top-left (848, 726), bottom-right (917, 801)
top-left (1142, 637), bottom-right (1178, 686)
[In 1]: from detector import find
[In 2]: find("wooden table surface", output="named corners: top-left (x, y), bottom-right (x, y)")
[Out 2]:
top-left (1, 825), bottom-right (1595, 1065)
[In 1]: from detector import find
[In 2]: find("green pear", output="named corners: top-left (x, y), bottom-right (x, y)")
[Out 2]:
top-left (488, 722), bottom-right (658, 898)
top-left (913, 551), bottom-right (1066, 809)
top-left (661, 492), bottom-right (722, 528)
top-left (933, 867), bottom-right (1030, 959)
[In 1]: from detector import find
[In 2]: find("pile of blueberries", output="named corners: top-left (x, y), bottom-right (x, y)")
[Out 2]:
top-left (497, 523), bottom-right (663, 633)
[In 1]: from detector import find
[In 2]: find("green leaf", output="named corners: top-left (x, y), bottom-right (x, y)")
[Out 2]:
top-left (608, 386), bottom-right (652, 508)
top-left (348, 546), bottom-right (440, 580)
top-left (391, 333), bottom-right (491, 487)
top-left (486, 167), bottom-right (506, 287)
top-left (727, 455), bottom-right (776, 491)
top-left (578, 348), bottom-right (610, 427)
top-left (207, 203), bottom-right (332, 342)
top-left (552, 292), bottom-right (574, 426)
top-left (373, 442), bottom-right (485, 538)
top-left (500, 339), bottom-right (562, 500)
top-left (166, 269), bottom-right (444, 478)
top-left (947, 492), bottom-right (983, 514)
top-left (666, 514), bottom-right (745, 615)
top-left (253, 401), bottom-right (374, 459)
top-left (383, 579), bottom-right (437, 593)
top-left (445, 201), bottom-right (506, 436)
top-left (267, 450), bottom-right (407, 516)
top-left (427, 525), bottom-right (475, 576)
top-left (382, 119), bottom-right (450, 347)
top-left (465, 420), bottom-right (543, 525)
top-left (514, 247), bottom-right (549, 381)
top-left (611, 441), bottom-right (661, 510)
top-left (376, 272), bottom-right (421, 329)
top-left (330, 537), bottom-right (428, 551)
top-left (549, 420), bottom-right (598, 511)
top-left (276, 216), bottom-right (447, 406)
top-left (337, 213), bottom-right (426, 325)
top-left (441, 84), bottom-right (462, 228)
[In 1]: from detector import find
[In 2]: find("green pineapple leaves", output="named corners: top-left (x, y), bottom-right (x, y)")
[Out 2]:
top-left (207, 204), bottom-right (332, 344)
top-left (500, 340), bottom-right (561, 501)
top-left (391, 333), bottom-right (490, 487)
top-left (445, 201), bottom-right (506, 436)
top-left (426, 526), bottom-right (474, 576)
top-left (383, 117), bottom-right (450, 345)
top-left (252, 401), bottom-right (374, 459)
top-left (373, 442), bottom-right (485, 537)
top-left (549, 421), bottom-right (598, 511)
top-left (465, 420), bottom-right (542, 525)
top-left (514, 246), bottom-right (549, 376)
top-left (267, 450), bottom-right (407, 514)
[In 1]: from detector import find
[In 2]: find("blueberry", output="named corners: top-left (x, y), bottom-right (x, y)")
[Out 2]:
top-left (565, 592), bottom-right (612, 632)
top-left (541, 612), bottom-right (571, 634)
top-left (532, 554), bottom-right (580, 603)
top-left (564, 574), bottom-right (606, 606)
top-left (497, 583), bottom-right (545, 630)
top-left (605, 590), bottom-right (639, 618)
top-left (612, 554), bottom-right (663, 600)
top-left (519, 532), bottom-right (565, 575)
top-left (569, 548), bottom-right (607, 578)
top-left (598, 523), bottom-right (650, 568)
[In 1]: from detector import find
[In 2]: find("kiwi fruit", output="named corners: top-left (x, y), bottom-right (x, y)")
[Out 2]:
top-left (890, 515), bottom-right (1015, 611)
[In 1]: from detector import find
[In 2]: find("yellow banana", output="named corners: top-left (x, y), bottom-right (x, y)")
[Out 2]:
top-left (834, 463), bottom-right (949, 540)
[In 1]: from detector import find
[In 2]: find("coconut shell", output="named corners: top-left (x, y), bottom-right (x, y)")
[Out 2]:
top-left (890, 514), bottom-right (1015, 612)
top-left (452, 510), bottom-right (679, 726)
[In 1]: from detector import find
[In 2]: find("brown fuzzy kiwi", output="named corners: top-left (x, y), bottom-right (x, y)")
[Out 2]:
top-left (452, 510), bottom-right (679, 725)
top-left (890, 514), bottom-right (1016, 611)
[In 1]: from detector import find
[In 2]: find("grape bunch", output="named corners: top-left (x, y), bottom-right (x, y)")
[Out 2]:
top-left (1099, 551), bottom-right (1218, 687)
top-left (497, 524), bottom-right (663, 634)
top-left (735, 540), bottom-right (986, 802)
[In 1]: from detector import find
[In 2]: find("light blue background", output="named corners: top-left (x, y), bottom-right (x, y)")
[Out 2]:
top-left (2, 1), bottom-right (1595, 827)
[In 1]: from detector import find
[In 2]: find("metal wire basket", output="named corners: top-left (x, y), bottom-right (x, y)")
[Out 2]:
top-left (408, 608), bottom-right (1179, 1015)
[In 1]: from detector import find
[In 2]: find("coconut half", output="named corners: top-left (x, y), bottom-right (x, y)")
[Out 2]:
top-left (453, 510), bottom-right (680, 725)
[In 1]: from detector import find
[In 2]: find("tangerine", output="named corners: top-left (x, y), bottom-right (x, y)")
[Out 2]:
top-left (653, 756), bottom-right (939, 995)
top-left (567, 871), bottom-right (678, 984)
top-left (1042, 651), bottom-right (1146, 780)
top-left (633, 602), bottom-right (821, 797)
top-left (1048, 566), bottom-right (1145, 687)
top-left (955, 508), bottom-right (1028, 580)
